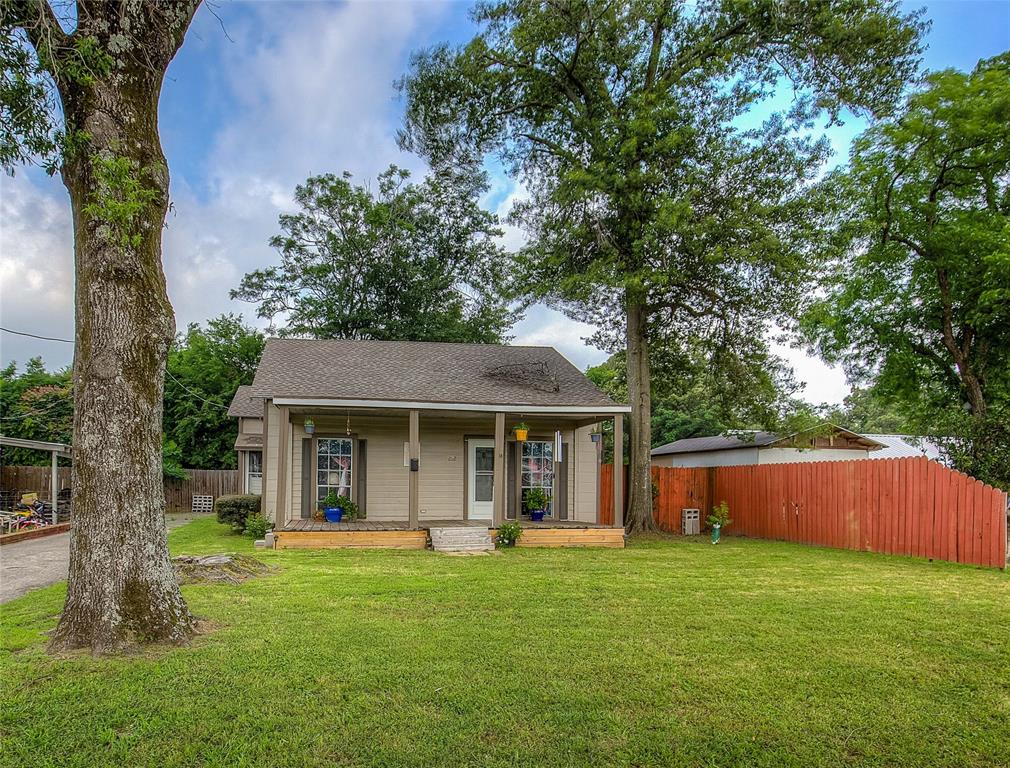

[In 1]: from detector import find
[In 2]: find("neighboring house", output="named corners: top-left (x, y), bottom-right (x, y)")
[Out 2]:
top-left (229, 385), bottom-right (264, 494)
top-left (229, 339), bottom-right (630, 530)
top-left (860, 434), bottom-right (943, 462)
top-left (651, 424), bottom-right (886, 468)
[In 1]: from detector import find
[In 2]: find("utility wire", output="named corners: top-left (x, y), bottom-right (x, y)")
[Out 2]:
top-left (1, 326), bottom-right (231, 412)
top-left (0, 398), bottom-right (71, 421)
top-left (165, 369), bottom-right (230, 410)
top-left (0, 326), bottom-right (73, 343)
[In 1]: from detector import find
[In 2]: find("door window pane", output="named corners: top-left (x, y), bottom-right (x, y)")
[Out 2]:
top-left (475, 446), bottom-right (494, 472)
top-left (475, 474), bottom-right (493, 502)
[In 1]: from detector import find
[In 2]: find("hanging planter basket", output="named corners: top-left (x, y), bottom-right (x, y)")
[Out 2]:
top-left (513, 423), bottom-right (530, 442)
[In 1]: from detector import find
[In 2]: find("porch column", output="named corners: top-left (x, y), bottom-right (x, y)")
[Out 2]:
top-left (50, 449), bottom-right (59, 523)
top-left (275, 405), bottom-right (290, 529)
top-left (408, 409), bottom-right (419, 529)
top-left (612, 413), bottom-right (624, 529)
top-left (493, 412), bottom-right (506, 527)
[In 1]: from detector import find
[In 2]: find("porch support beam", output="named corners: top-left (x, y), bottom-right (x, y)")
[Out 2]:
top-left (50, 449), bottom-right (59, 522)
top-left (493, 412), bottom-right (506, 527)
top-left (408, 409), bottom-right (419, 529)
top-left (612, 413), bottom-right (624, 529)
top-left (276, 405), bottom-right (291, 529)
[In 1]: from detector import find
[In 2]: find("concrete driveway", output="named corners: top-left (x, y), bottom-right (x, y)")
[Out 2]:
top-left (0, 513), bottom-right (209, 604)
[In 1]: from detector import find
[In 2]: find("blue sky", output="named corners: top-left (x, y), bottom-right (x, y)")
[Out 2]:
top-left (1, 0), bottom-right (1007, 406)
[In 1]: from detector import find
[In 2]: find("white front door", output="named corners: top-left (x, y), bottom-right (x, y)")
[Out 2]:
top-left (467, 439), bottom-right (495, 521)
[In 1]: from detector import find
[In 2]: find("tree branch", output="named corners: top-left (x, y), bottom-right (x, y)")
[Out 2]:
top-left (7, 0), bottom-right (71, 75)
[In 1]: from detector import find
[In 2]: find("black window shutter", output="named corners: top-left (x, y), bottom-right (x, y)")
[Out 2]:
top-left (555, 442), bottom-right (569, 520)
top-left (506, 440), bottom-right (517, 520)
top-left (356, 439), bottom-right (367, 518)
top-left (300, 438), bottom-right (312, 519)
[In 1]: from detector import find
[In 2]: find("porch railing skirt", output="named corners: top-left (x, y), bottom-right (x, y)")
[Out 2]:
top-left (275, 519), bottom-right (624, 549)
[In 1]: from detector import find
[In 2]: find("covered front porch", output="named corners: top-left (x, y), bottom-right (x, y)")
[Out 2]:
top-left (262, 399), bottom-right (628, 545)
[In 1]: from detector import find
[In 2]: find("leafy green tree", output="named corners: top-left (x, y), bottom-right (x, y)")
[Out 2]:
top-left (164, 315), bottom-right (265, 470)
top-left (3, 1), bottom-right (201, 652)
top-left (819, 387), bottom-right (913, 435)
top-left (589, 338), bottom-right (804, 454)
top-left (0, 355), bottom-right (215, 478)
top-left (232, 165), bottom-right (518, 343)
top-left (803, 55), bottom-right (1010, 485)
top-left (399, 0), bottom-right (924, 532)
top-left (930, 406), bottom-right (1010, 490)
top-left (0, 358), bottom-right (73, 464)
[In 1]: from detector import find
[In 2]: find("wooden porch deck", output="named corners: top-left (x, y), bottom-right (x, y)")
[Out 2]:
top-left (282, 519), bottom-right (611, 532)
top-left (275, 518), bottom-right (623, 549)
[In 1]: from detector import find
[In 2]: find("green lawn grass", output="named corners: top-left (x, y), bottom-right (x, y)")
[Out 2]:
top-left (2, 517), bottom-right (1008, 768)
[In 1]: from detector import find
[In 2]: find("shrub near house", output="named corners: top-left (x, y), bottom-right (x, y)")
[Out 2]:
top-left (215, 495), bottom-right (262, 533)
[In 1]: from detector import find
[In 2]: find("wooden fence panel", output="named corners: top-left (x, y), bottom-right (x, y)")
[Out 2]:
top-left (602, 458), bottom-right (1007, 569)
top-left (599, 463), bottom-right (613, 526)
top-left (2, 465), bottom-right (239, 513)
top-left (163, 469), bottom-right (241, 511)
top-left (0, 465), bottom-right (72, 500)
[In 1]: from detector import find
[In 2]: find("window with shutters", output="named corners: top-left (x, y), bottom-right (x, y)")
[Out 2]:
top-left (317, 438), bottom-right (353, 502)
top-left (520, 440), bottom-right (554, 516)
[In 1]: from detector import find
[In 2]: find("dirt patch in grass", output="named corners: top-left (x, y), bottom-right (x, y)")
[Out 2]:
top-left (172, 553), bottom-right (275, 584)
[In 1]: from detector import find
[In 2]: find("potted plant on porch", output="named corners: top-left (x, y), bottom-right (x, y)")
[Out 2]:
top-left (335, 495), bottom-right (359, 521)
top-left (320, 491), bottom-right (343, 522)
top-left (512, 422), bottom-right (530, 442)
top-left (320, 493), bottom-right (359, 523)
top-left (524, 487), bottom-right (549, 522)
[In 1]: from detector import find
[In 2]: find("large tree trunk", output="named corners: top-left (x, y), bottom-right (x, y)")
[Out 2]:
top-left (624, 289), bottom-right (657, 534)
top-left (47, 7), bottom-right (199, 653)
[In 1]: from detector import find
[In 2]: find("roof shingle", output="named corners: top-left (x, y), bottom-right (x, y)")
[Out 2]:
top-left (227, 385), bottom-right (264, 418)
top-left (249, 339), bottom-right (621, 408)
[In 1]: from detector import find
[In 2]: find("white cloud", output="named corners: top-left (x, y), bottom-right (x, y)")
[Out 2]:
top-left (0, 174), bottom-right (75, 370)
top-left (772, 341), bottom-right (850, 406)
top-left (487, 178), bottom-right (530, 253)
top-left (159, 1), bottom-right (454, 335)
top-left (512, 306), bottom-right (609, 372)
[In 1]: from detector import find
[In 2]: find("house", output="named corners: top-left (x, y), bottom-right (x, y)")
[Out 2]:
top-left (859, 434), bottom-right (942, 461)
top-left (651, 424), bottom-right (886, 468)
top-left (229, 339), bottom-right (630, 547)
top-left (229, 385), bottom-right (264, 494)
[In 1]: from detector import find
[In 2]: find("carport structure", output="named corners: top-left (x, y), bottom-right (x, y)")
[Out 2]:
top-left (0, 435), bottom-right (72, 519)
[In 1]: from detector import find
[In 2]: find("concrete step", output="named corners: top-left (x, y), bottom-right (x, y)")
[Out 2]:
top-left (429, 526), bottom-right (493, 552)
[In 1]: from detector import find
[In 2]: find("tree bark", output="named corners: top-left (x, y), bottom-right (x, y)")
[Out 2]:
top-left (624, 288), bottom-right (657, 534)
top-left (43, 2), bottom-right (200, 654)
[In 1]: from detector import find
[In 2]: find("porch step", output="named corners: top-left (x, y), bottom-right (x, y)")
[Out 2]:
top-left (429, 526), bottom-right (494, 553)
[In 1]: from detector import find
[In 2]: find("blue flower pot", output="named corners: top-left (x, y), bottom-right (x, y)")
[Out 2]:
top-left (324, 507), bottom-right (344, 523)
top-left (530, 509), bottom-right (546, 522)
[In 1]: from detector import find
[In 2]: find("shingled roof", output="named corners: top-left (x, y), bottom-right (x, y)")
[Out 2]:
top-left (651, 424), bottom-right (884, 456)
top-left (227, 385), bottom-right (263, 418)
top-left (248, 339), bottom-right (623, 409)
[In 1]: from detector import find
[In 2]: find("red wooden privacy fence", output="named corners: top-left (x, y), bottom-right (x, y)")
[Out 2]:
top-left (600, 458), bottom-right (1008, 569)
